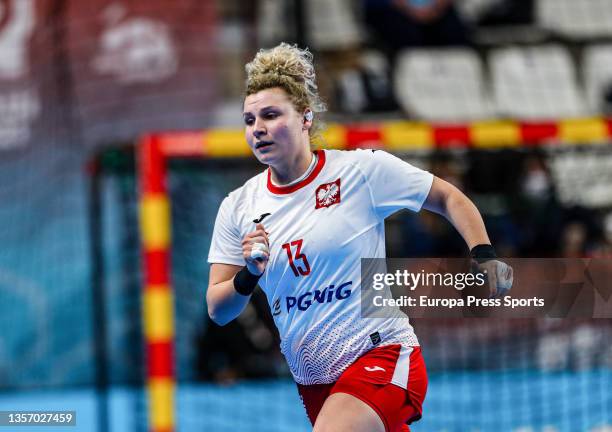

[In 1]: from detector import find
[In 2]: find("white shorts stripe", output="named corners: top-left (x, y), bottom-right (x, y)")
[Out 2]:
top-left (391, 345), bottom-right (413, 389)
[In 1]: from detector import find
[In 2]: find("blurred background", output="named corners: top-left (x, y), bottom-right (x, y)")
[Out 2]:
top-left (0, 0), bottom-right (611, 431)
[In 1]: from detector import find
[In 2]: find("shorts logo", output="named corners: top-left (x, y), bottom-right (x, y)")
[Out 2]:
top-left (364, 366), bottom-right (386, 372)
top-left (315, 178), bottom-right (341, 209)
top-left (370, 331), bottom-right (381, 346)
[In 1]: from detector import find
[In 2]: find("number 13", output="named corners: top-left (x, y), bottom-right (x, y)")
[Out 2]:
top-left (282, 239), bottom-right (311, 277)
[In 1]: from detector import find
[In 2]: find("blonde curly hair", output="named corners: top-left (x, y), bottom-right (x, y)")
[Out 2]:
top-left (245, 43), bottom-right (327, 139)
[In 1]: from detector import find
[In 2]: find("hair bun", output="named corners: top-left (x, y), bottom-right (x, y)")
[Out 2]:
top-left (245, 43), bottom-right (326, 114)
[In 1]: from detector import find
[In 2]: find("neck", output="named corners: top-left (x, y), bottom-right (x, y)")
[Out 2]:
top-left (270, 148), bottom-right (314, 185)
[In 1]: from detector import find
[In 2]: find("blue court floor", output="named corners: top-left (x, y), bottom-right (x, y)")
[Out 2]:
top-left (0, 370), bottom-right (610, 432)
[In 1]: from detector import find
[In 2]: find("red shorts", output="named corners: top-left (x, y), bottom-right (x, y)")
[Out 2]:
top-left (297, 345), bottom-right (427, 432)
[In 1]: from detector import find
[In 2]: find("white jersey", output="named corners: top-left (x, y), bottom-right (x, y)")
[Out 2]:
top-left (208, 149), bottom-right (434, 385)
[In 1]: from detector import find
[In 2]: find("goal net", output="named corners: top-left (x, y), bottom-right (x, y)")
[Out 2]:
top-left (93, 122), bottom-right (612, 431)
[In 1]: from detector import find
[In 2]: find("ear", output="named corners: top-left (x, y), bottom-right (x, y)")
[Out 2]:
top-left (304, 110), bottom-right (313, 123)
top-left (303, 110), bottom-right (313, 131)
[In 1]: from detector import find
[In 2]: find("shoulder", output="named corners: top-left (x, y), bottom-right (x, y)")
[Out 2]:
top-left (325, 148), bottom-right (433, 188)
top-left (324, 148), bottom-right (401, 172)
top-left (323, 148), bottom-right (386, 167)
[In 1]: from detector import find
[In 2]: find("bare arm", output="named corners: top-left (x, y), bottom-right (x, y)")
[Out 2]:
top-left (422, 176), bottom-right (514, 297)
top-left (422, 176), bottom-right (490, 249)
top-left (207, 223), bottom-right (270, 326)
top-left (207, 263), bottom-right (252, 326)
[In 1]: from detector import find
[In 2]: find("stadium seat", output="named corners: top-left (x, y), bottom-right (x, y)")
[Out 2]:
top-left (305, 0), bottom-right (363, 50)
top-left (456, 0), bottom-right (499, 23)
top-left (490, 45), bottom-right (588, 119)
top-left (583, 44), bottom-right (612, 114)
top-left (394, 48), bottom-right (492, 121)
top-left (537, 0), bottom-right (612, 38)
top-left (549, 149), bottom-right (612, 207)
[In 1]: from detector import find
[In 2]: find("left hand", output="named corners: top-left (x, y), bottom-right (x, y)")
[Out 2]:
top-left (474, 259), bottom-right (513, 298)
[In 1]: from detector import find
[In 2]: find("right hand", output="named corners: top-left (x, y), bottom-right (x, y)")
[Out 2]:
top-left (241, 223), bottom-right (270, 276)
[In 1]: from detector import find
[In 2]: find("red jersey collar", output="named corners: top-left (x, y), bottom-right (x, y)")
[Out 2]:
top-left (267, 150), bottom-right (326, 195)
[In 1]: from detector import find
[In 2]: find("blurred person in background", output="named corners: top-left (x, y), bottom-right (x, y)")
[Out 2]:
top-left (363, 0), bottom-right (471, 59)
top-left (206, 43), bottom-right (511, 431)
top-left (515, 152), bottom-right (564, 257)
top-left (559, 207), bottom-right (603, 258)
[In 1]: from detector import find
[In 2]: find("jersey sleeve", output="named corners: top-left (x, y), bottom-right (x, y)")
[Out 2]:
top-left (355, 149), bottom-right (434, 220)
top-left (207, 195), bottom-right (245, 266)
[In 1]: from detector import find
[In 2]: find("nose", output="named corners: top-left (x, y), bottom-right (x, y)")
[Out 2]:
top-left (253, 118), bottom-right (266, 139)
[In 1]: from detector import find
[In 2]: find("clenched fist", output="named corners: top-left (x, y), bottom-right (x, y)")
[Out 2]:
top-left (474, 259), bottom-right (514, 298)
top-left (242, 223), bottom-right (270, 276)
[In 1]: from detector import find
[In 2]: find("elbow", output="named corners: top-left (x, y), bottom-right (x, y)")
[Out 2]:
top-left (424, 176), bottom-right (455, 216)
top-left (207, 304), bottom-right (230, 326)
top-left (206, 290), bottom-right (231, 326)
top-left (441, 184), bottom-right (468, 217)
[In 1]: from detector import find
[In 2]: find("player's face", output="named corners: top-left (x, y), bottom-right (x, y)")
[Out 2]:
top-left (243, 87), bottom-right (308, 166)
